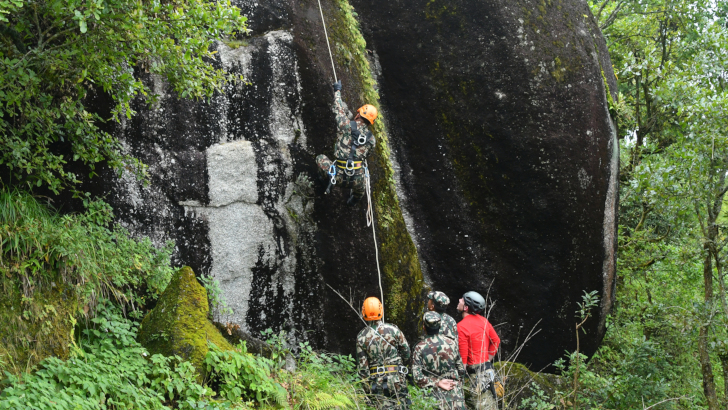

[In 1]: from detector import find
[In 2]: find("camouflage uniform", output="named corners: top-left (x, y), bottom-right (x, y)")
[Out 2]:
top-left (315, 90), bottom-right (375, 202)
top-left (427, 291), bottom-right (459, 343)
top-left (412, 312), bottom-right (466, 410)
top-left (356, 321), bottom-right (411, 409)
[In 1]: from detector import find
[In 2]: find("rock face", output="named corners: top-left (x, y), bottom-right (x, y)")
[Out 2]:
top-left (82, 0), bottom-right (616, 368)
top-left (83, 0), bottom-right (424, 355)
top-left (349, 0), bottom-right (619, 367)
top-left (138, 266), bottom-right (233, 376)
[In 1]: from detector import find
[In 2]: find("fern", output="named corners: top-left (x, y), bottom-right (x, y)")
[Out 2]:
top-left (272, 383), bottom-right (290, 408)
top-left (306, 392), bottom-right (354, 410)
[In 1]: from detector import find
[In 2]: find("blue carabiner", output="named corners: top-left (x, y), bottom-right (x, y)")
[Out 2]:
top-left (328, 164), bottom-right (337, 185)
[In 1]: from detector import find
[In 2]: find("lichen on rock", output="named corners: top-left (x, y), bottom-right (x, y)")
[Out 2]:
top-left (138, 266), bottom-right (233, 377)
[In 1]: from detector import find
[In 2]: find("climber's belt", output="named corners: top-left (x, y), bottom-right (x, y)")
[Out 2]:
top-left (336, 159), bottom-right (363, 170)
top-left (370, 365), bottom-right (409, 377)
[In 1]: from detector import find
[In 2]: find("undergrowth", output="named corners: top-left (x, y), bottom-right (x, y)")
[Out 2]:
top-left (0, 189), bottom-right (174, 374)
top-left (0, 301), bottom-right (229, 410)
top-left (0, 299), bottom-right (375, 410)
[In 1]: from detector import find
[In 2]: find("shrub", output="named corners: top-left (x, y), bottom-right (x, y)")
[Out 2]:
top-left (204, 342), bottom-right (287, 406)
top-left (0, 189), bottom-right (174, 374)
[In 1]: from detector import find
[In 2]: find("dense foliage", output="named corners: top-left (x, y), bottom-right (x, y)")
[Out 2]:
top-left (0, 302), bottom-right (251, 410)
top-left (0, 189), bottom-right (173, 307)
top-left (0, 299), bottom-right (378, 410)
top-left (0, 0), bottom-right (247, 193)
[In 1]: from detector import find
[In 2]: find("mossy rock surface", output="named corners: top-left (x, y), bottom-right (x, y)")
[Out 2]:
top-left (138, 266), bottom-right (232, 376)
top-left (495, 361), bottom-right (563, 408)
top-left (0, 280), bottom-right (78, 375)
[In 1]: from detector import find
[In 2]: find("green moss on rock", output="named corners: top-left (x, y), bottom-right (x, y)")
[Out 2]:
top-left (0, 278), bottom-right (78, 375)
top-left (138, 266), bottom-right (233, 378)
top-left (495, 361), bottom-right (563, 407)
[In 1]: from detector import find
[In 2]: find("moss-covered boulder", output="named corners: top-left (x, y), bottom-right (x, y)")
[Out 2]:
top-left (138, 266), bottom-right (233, 376)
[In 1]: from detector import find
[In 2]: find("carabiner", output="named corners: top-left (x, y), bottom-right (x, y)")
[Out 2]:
top-left (345, 159), bottom-right (355, 176)
top-left (328, 164), bottom-right (337, 185)
top-left (357, 134), bottom-right (367, 145)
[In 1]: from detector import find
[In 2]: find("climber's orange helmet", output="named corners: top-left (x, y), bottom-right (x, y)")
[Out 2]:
top-left (357, 104), bottom-right (378, 125)
top-left (362, 297), bottom-right (383, 321)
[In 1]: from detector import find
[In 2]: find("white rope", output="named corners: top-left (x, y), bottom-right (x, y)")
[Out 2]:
top-left (316, 0), bottom-right (338, 82)
top-left (365, 162), bottom-right (385, 322)
top-left (315, 0), bottom-right (382, 321)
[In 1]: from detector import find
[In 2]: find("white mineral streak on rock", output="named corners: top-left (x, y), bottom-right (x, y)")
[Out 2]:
top-left (600, 94), bottom-right (619, 333)
top-left (268, 31), bottom-right (302, 147)
top-left (181, 30), bottom-right (309, 333)
top-left (183, 140), bottom-right (273, 330)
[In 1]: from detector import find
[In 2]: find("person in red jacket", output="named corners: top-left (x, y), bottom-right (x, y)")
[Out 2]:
top-left (456, 291), bottom-right (500, 410)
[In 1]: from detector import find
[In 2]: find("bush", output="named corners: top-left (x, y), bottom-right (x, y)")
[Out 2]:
top-left (0, 189), bottom-right (174, 306)
top-left (204, 342), bottom-right (286, 406)
top-left (0, 189), bottom-right (174, 374)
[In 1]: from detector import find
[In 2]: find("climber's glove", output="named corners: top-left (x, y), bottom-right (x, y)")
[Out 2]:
top-left (333, 80), bottom-right (342, 92)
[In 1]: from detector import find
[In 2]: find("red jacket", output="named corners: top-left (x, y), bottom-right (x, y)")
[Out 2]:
top-left (457, 314), bottom-right (500, 366)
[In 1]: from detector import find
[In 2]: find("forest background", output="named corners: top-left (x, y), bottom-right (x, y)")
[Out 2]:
top-left (0, 0), bottom-right (728, 408)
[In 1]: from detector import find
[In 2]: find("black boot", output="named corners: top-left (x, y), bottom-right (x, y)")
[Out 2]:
top-left (346, 192), bottom-right (360, 206)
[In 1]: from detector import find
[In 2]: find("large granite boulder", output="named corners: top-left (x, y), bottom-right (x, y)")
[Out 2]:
top-left (138, 266), bottom-right (233, 377)
top-left (349, 0), bottom-right (619, 368)
top-left (76, 0), bottom-right (616, 369)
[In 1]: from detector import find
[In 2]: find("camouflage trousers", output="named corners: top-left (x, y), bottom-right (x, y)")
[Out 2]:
top-left (431, 382), bottom-right (466, 410)
top-left (365, 374), bottom-right (411, 410)
top-left (315, 154), bottom-right (366, 202)
top-left (465, 371), bottom-right (498, 410)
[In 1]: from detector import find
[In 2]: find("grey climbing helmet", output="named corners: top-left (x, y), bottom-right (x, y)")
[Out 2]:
top-left (463, 291), bottom-right (486, 314)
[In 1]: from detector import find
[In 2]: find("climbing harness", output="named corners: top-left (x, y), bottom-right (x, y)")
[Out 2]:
top-left (316, 0), bottom-right (337, 82)
top-left (343, 120), bottom-right (372, 175)
top-left (369, 365), bottom-right (409, 377)
top-left (335, 159), bottom-right (363, 170)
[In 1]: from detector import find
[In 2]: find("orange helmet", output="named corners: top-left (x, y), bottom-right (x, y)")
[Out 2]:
top-left (357, 104), bottom-right (378, 125)
top-left (362, 297), bottom-right (383, 321)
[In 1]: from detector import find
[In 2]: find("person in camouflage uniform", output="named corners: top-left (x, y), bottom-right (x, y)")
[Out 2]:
top-left (426, 291), bottom-right (458, 343)
top-left (357, 297), bottom-right (411, 409)
top-left (412, 312), bottom-right (466, 410)
top-left (315, 80), bottom-right (377, 205)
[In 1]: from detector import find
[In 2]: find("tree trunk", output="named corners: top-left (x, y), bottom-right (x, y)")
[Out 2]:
top-left (700, 245), bottom-right (719, 410)
top-left (719, 354), bottom-right (728, 409)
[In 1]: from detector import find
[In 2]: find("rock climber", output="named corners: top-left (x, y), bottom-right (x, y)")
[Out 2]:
top-left (356, 296), bottom-right (411, 409)
top-left (412, 311), bottom-right (466, 409)
top-left (457, 291), bottom-right (501, 410)
top-left (315, 80), bottom-right (377, 206)
top-left (426, 291), bottom-right (459, 343)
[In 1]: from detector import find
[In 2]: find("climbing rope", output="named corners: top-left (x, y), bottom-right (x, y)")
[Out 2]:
top-left (364, 161), bottom-right (385, 322)
top-left (315, 0), bottom-right (385, 322)
top-left (316, 0), bottom-right (338, 82)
